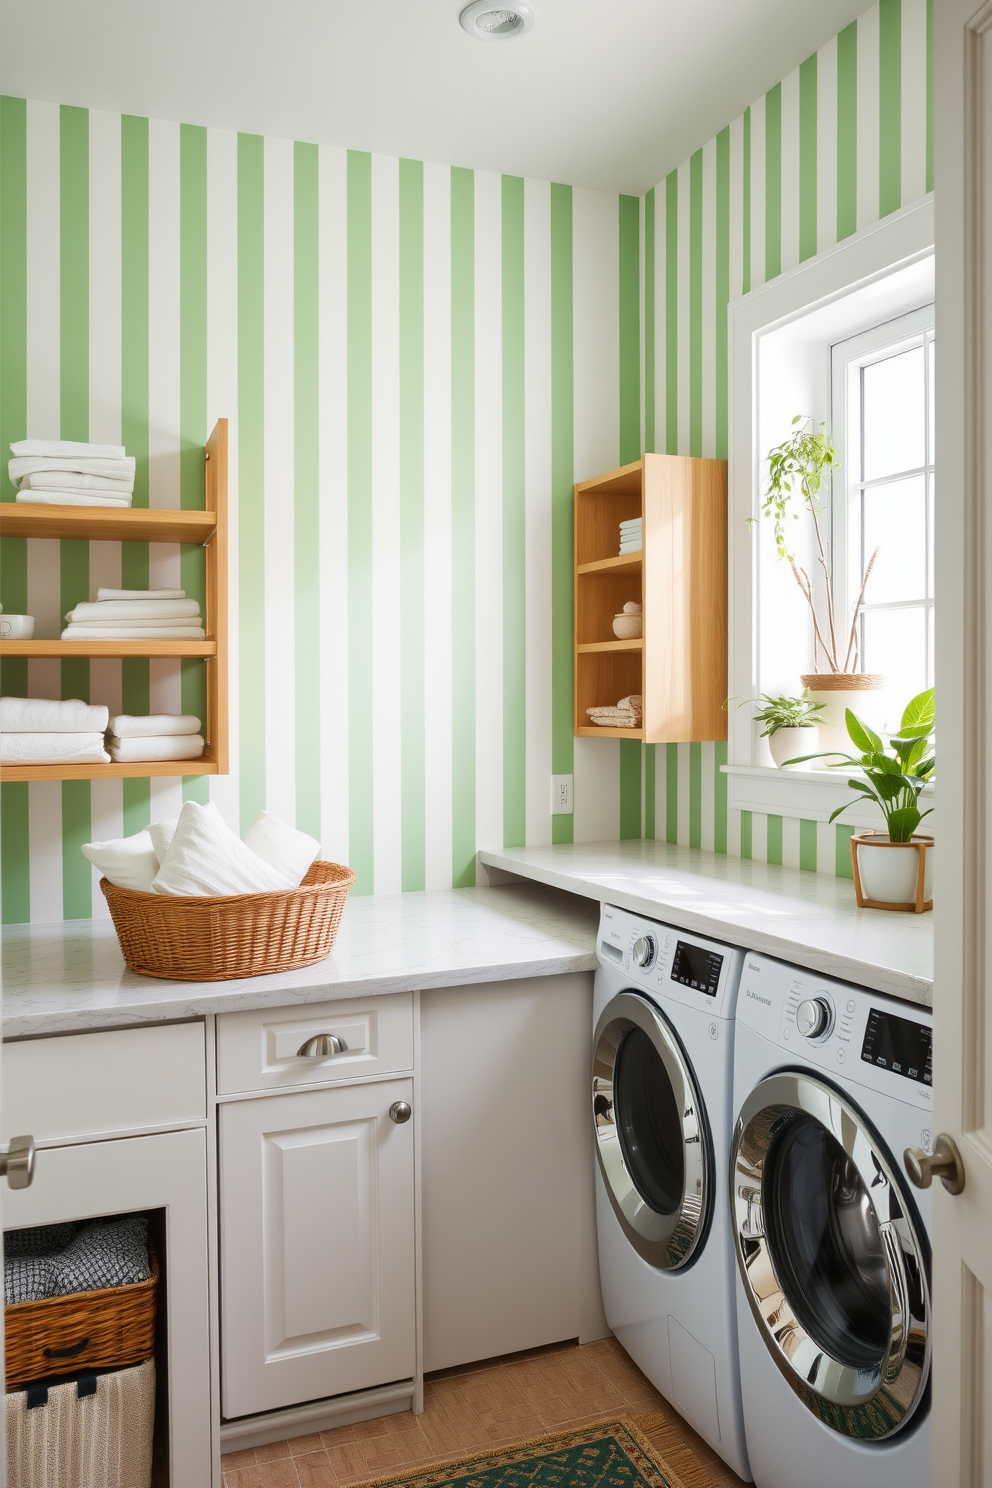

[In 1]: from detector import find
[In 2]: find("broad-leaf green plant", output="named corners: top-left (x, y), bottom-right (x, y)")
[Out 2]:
top-left (757, 415), bottom-right (878, 674)
top-left (787, 689), bottom-right (935, 842)
top-left (750, 689), bottom-right (826, 737)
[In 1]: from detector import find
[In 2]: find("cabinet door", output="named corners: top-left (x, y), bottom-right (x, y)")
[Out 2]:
top-left (219, 1078), bottom-right (415, 1419)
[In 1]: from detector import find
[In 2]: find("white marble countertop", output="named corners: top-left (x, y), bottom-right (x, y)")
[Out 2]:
top-left (480, 841), bottom-right (933, 1007)
top-left (2, 884), bottom-right (599, 1038)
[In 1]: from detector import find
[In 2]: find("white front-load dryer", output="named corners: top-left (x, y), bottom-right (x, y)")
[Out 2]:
top-left (593, 904), bottom-right (751, 1480)
top-left (730, 954), bottom-right (932, 1488)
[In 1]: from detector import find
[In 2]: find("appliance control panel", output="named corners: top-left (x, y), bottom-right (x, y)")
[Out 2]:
top-left (737, 952), bottom-right (933, 1111)
top-left (598, 904), bottom-right (744, 1020)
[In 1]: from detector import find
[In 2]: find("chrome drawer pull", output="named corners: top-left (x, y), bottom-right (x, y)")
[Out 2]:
top-left (297, 1034), bottom-right (348, 1059)
top-left (0, 1135), bottom-right (35, 1190)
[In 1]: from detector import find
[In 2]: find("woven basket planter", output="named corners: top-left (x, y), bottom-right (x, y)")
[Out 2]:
top-left (5, 1241), bottom-right (158, 1389)
top-left (100, 860), bottom-right (357, 981)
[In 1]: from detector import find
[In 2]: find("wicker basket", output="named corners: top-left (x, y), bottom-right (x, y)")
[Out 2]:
top-left (5, 1241), bottom-right (158, 1389)
top-left (100, 860), bottom-right (356, 981)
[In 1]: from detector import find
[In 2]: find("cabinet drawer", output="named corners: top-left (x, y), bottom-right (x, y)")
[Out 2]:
top-left (2, 1023), bottom-right (206, 1144)
top-left (216, 993), bottom-right (414, 1095)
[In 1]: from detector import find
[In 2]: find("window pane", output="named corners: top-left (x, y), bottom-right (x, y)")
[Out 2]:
top-left (862, 606), bottom-right (928, 715)
top-left (862, 475), bottom-right (927, 605)
top-left (862, 346), bottom-right (926, 479)
top-left (928, 475), bottom-right (934, 598)
top-left (928, 336), bottom-right (936, 462)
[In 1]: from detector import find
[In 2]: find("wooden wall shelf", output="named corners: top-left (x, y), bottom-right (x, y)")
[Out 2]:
top-left (574, 453), bottom-right (727, 743)
top-left (0, 419), bottom-right (229, 783)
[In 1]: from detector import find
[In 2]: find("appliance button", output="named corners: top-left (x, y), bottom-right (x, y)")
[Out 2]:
top-left (837, 1047), bottom-right (846, 1065)
top-left (846, 999), bottom-right (856, 1014)
top-left (796, 997), bottom-right (834, 1040)
top-left (782, 1027), bottom-right (791, 1041)
top-left (632, 935), bottom-right (657, 970)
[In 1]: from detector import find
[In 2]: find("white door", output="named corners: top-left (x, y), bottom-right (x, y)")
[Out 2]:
top-left (219, 1077), bottom-right (416, 1420)
top-left (932, 4), bottom-right (992, 1480)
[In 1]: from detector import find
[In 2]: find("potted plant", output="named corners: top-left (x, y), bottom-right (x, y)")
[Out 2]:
top-left (794, 689), bottom-right (935, 912)
top-left (759, 416), bottom-right (882, 754)
top-left (751, 690), bottom-right (826, 769)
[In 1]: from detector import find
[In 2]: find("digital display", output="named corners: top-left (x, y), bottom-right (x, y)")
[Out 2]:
top-left (671, 940), bottom-right (723, 997)
top-left (860, 1008), bottom-right (932, 1085)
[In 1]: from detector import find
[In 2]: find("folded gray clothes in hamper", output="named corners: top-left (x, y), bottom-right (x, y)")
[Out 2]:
top-left (4, 1215), bottom-right (151, 1305)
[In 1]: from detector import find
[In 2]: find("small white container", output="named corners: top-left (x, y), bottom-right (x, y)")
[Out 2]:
top-left (0, 614), bottom-right (35, 639)
top-left (768, 725), bottom-right (819, 769)
top-left (612, 612), bottom-right (643, 640)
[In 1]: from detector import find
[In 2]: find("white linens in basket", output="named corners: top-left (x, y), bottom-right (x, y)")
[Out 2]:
top-left (244, 811), bottom-right (321, 886)
top-left (0, 697), bottom-right (109, 732)
top-left (0, 734), bottom-right (110, 765)
top-left (107, 735), bottom-right (204, 763)
top-left (109, 713), bottom-right (201, 739)
top-left (151, 802), bottom-right (291, 896)
top-left (82, 831), bottom-right (160, 892)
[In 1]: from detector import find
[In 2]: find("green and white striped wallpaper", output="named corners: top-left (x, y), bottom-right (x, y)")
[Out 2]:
top-left (640, 0), bottom-right (933, 876)
top-left (0, 0), bottom-right (934, 924)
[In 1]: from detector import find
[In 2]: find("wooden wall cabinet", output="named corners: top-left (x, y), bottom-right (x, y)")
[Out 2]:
top-left (574, 454), bottom-right (728, 743)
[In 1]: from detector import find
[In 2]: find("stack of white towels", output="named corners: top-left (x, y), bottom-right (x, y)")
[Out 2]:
top-left (0, 698), bottom-right (111, 765)
top-left (7, 440), bottom-right (135, 508)
top-left (107, 714), bottom-right (204, 764)
top-left (62, 588), bottom-right (204, 641)
top-left (619, 518), bottom-right (642, 555)
top-left (586, 693), bottom-right (643, 729)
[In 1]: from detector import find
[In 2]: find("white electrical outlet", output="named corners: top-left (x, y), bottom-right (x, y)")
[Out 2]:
top-left (551, 774), bottom-right (573, 814)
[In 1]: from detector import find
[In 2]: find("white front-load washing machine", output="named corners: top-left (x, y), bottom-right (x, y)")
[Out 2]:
top-left (593, 904), bottom-right (751, 1480)
top-left (731, 954), bottom-right (932, 1488)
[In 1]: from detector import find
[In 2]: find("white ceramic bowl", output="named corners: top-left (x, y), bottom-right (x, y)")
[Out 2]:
top-left (612, 613), bottom-right (643, 640)
top-left (0, 615), bottom-right (35, 639)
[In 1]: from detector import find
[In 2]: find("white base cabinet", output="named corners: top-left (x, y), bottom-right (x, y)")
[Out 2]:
top-left (219, 1076), bottom-right (416, 1420)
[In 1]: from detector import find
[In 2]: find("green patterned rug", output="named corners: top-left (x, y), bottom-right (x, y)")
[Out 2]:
top-left (364, 1418), bottom-right (682, 1488)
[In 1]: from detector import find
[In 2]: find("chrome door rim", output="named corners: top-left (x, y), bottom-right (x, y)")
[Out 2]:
top-left (731, 1071), bottom-right (930, 1440)
top-left (593, 992), bottom-right (711, 1271)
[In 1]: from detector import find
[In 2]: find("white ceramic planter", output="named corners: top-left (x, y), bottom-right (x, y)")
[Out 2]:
top-left (852, 833), bottom-right (934, 911)
top-left (801, 673), bottom-right (884, 759)
top-left (768, 726), bottom-right (819, 769)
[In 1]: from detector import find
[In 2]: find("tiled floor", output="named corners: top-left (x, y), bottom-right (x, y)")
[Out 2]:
top-left (220, 1338), bottom-right (746, 1488)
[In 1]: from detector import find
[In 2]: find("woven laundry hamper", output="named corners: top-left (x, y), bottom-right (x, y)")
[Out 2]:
top-left (5, 1357), bottom-right (155, 1488)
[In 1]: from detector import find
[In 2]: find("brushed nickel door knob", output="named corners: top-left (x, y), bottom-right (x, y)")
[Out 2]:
top-left (389, 1101), bottom-right (412, 1124)
top-left (904, 1133), bottom-right (966, 1195)
top-left (0, 1135), bottom-right (35, 1190)
top-left (297, 1034), bottom-right (348, 1058)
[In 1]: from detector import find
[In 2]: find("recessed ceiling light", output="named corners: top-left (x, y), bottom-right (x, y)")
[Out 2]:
top-left (459, 1), bottom-right (536, 41)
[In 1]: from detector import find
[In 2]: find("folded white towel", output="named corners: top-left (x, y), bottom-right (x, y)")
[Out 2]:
top-left (619, 519), bottom-right (642, 531)
top-left (618, 542), bottom-right (642, 553)
top-left (10, 440), bottom-right (127, 461)
top-left (66, 615), bottom-right (202, 629)
top-left (244, 811), bottom-right (320, 888)
top-left (19, 471), bottom-right (134, 493)
top-left (61, 626), bottom-right (206, 640)
top-left (152, 801), bottom-right (289, 896)
top-left (8, 455), bottom-right (136, 484)
top-left (68, 600), bottom-right (201, 622)
top-left (108, 735), bottom-right (204, 763)
top-left (148, 819), bottom-right (178, 865)
top-left (0, 733), bottom-right (110, 764)
top-left (109, 713), bottom-right (202, 739)
top-left (0, 697), bottom-right (109, 733)
top-left (82, 830), bottom-right (159, 892)
top-left (17, 491), bottom-right (133, 508)
top-left (97, 588), bottom-right (185, 602)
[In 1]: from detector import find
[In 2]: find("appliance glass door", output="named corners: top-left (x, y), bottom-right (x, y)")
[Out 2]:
top-left (731, 1071), bottom-right (930, 1440)
top-left (593, 992), bottom-right (711, 1270)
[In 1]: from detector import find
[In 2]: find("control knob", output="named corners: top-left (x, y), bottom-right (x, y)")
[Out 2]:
top-left (796, 997), bottom-right (833, 1040)
top-left (632, 935), bottom-right (657, 970)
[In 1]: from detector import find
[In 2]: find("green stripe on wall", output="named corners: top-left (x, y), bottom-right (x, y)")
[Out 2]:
top-left (764, 86), bottom-right (782, 282)
top-left (180, 123), bottom-right (208, 801)
top-left (799, 818), bottom-right (818, 871)
top-left (618, 193), bottom-right (641, 840)
top-left (347, 149), bottom-right (374, 889)
top-left (238, 133), bottom-right (266, 835)
top-left (665, 171), bottom-right (678, 454)
top-left (399, 157), bottom-right (425, 885)
top-left (740, 810), bottom-right (752, 860)
top-left (120, 114), bottom-right (151, 834)
top-left (644, 745), bottom-right (656, 839)
top-left (643, 188), bottom-right (655, 453)
top-left (0, 96), bottom-right (28, 922)
top-left (550, 182), bottom-right (574, 846)
top-left (714, 739), bottom-right (727, 854)
top-left (879, 0), bottom-right (901, 218)
top-left (714, 128), bottom-right (730, 462)
top-left (665, 743), bottom-right (677, 844)
top-left (837, 22), bottom-right (858, 241)
top-left (799, 54), bottom-right (818, 261)
top-left (766, 813), bottom-right (783, 865)
top-left (295, 141), bottom-right (322, 842)
top-left (450, 166), bottom-right (476, 886)
top-left (689, 741), bottom-right (701, 848)
top-left (689, 150), bottom-right (702, 458)
top-left (835, 823), bottom-right (855, 878)
top-left (502, 174), bottom-right (526, 850)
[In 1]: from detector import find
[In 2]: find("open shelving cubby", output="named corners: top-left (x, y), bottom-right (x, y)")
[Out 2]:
top-left (0, 418), bottom-right (229, 783)
top-left (574, 453), bottom-right (728, 743)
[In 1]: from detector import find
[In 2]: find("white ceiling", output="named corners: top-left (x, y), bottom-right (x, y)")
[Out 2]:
top-left (1, 0), bottom-right (871, 194)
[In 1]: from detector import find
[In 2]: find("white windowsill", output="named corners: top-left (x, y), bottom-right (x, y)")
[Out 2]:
top-left (722, 764), bottom-right (936, 831)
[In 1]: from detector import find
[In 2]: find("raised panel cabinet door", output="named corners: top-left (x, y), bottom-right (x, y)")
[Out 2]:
top-left (219, 1077), bottom-right (416, 1420)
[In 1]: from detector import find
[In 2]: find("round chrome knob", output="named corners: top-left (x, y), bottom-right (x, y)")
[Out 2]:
top-left (796, 997), bottom-right (833, 1040)
top-left (632, 935), bottom-right (656, 970)
top-left (389, 1101), bottom-right (412, 1124)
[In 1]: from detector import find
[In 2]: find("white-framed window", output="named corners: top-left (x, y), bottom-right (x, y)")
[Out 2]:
top-left (831, 305), bottom-right (936, 710)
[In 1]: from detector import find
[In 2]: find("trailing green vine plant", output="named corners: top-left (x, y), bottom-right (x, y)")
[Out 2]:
top-left (757, 416), bottom-right (878, 673)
